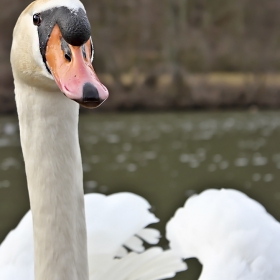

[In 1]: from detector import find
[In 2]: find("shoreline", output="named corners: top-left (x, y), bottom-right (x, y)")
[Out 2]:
top-left (2, 72), bottom-right (280, 114)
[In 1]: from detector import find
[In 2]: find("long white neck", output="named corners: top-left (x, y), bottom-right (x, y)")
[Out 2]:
top-left (15, 82), bottom-right (89, 280)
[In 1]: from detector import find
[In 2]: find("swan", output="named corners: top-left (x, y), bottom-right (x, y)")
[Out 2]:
top-left (167, 189), bottom-right (280, 280)
top-left (0, 0), bottom-right (186, 279)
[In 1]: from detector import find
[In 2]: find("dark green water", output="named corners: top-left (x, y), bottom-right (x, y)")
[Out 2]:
top-left (1, 111), bottom-right (280, 279)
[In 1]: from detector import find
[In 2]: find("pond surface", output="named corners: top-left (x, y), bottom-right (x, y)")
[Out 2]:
top-left (1, 111), bottom-right (280, 279)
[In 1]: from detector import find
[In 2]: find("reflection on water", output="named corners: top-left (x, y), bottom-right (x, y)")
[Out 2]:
top-left (1, 111), bottom-right (280, 279)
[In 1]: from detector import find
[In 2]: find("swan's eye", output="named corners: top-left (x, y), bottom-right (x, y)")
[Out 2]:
top-left (33, 13), bottom-right (42, 26)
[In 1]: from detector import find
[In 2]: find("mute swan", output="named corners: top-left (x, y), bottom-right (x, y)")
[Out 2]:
top-left (0, 0), bottom-right (186, 279)
top-left (167, 189), bottom-right (280, 280)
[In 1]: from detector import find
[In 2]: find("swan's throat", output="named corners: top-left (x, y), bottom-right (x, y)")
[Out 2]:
top-left (15, 83), bottom-right (89, 280)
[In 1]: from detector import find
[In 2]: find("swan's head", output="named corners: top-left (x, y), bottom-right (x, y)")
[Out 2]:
top-left (11, 0), bottom-right (109, 108)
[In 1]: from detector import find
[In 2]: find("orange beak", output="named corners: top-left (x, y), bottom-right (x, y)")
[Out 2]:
top-left (45, 25), bottom-right (109, 108)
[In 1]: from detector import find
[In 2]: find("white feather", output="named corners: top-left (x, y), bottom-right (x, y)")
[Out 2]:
top-left (32, 0), bottom-right (85, 14)
top-left (0, 192), bottom-right (186, 280)
top-left (167, 189), bottom-right (280, 280)
top-left (90, 248), bottom-right (186, 280)
top-left (85, 193), bottom-right (159, 258)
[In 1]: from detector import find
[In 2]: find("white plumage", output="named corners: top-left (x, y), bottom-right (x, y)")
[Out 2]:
top-left (0, 192), bottom-right (186, 280)
top-left (167, 189), bottom-right (280, 280)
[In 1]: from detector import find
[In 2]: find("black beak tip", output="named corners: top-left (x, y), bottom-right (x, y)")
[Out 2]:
top-left (83, 83), bottom-right (100, 102)
top-left (80, 83), bottom-right (104, 108)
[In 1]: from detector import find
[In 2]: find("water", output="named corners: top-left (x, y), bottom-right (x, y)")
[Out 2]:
top-left (1, 111), bottom-right (280, 279)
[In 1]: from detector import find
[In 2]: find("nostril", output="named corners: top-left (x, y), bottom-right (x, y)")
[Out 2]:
top-left (64, 53), bottom-right (71, 62)
top-left (61, 37), bottom-right (72, 62)
top-left (82, 45), bottom-right (86, 59)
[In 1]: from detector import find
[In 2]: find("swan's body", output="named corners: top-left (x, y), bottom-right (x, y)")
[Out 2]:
top-left (167, 189), bottom-right (280, 280)
top-left (0, 0), bottom-right (186, 279)
top-left (0, 192), bottom-right (185, 280)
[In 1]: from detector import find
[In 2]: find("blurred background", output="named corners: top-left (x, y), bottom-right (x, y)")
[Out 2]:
top-left (1, 0), bottom-right (280, 279)
top-left (1, 0), bottom-right (280, 112)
